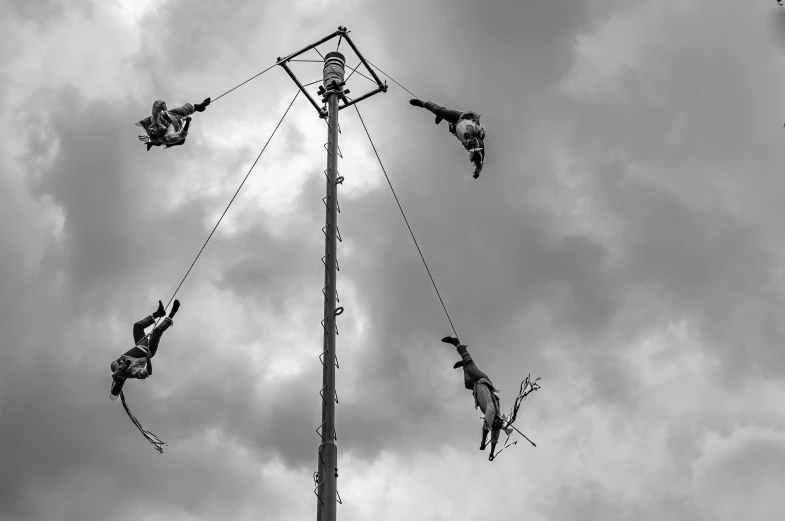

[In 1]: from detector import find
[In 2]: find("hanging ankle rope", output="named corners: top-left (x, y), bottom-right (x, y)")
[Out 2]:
top-left (120, 390), bottom-right (167, 454)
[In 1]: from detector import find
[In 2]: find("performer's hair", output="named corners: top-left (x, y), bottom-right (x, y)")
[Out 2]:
top-left (110, 371), bottom-right (127, 400)
top-left (147, 126), bottom-right (164, 139)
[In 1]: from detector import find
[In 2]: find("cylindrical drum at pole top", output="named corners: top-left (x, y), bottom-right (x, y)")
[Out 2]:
top-left (323, 51), bottom-right (346, 88)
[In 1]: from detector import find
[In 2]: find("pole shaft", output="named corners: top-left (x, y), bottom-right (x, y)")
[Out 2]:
top-left (317, 52), bottom-right (344, 521)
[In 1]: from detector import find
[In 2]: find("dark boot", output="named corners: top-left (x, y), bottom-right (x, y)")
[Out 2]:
top-left (480, 428), bottom-right (489, 450)
top-left (153, 300), bottom-right (166, 319)
top-left (441, 336), bottom-right (460, 346)
top-left (194, 98), bottom-right (211, 112)
top-left (409, 98), bottom-right (424, 107)
top-left (169, 299), bottom-right (181, 319)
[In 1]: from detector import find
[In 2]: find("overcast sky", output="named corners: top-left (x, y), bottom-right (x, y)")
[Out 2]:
top-left (3, 0), bottom-right (785, 520)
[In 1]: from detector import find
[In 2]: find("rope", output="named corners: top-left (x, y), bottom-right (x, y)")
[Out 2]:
top-left (365, 59), bottom-right (419, 100)
top-left (119, 90), bottom-right (301, 452)
top-left (344, 62), bottom-right (361, 84)
top-left (352, 104), bottom-right (459, 340)
top-left (348, 67), bottom-right (377, 86)
top-left (212, 63), bottom-right (277, 103)
top-left (164, 89), bottom-right (301, 310)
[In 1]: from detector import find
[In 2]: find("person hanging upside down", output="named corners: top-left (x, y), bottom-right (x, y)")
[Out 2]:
top-left (109, 300), bottom-right (181, 400)
top-left (409, 99), bottom-right (486, 179)
top-left (442, 335), bottom-right (512, 461)
top-left (136, 98), bottom-right (210, 151)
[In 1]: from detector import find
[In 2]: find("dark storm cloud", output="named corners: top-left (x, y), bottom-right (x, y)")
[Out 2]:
top-left (0, 105), bottom-right (299, 521)
top-left (0, 5), bottom-right (340, 517)
top-left (6, 0), bottom-right (92, 24)
top-left (552, 1), bottom-right (785, 382)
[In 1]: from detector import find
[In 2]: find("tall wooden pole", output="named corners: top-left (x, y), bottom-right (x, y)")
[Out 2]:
top-left (316, 50), bottom-right (345, 521)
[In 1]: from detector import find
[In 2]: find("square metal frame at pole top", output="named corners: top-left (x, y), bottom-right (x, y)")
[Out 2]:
top-left (276, 26), bottom-right (388, 118)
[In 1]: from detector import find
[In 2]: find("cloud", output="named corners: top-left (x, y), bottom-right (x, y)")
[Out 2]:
top-left (3, 0), bottom-right (785, 520)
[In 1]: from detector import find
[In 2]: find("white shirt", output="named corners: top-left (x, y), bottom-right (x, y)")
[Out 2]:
top-left (453, 119), bottom-right (485, 146)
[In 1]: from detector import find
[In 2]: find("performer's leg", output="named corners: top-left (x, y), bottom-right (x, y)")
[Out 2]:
top-left (139, 100), bottom-right (168, 135)
top-left (147, 317), bottom-right (172, 357)
top-left (151, 100), bottom-right (168, 126)
top-left (168, 103), bottom-right (195, 118)
top-left (133, 315), bottom-right (155, 344)
top-left (132, 301), bottom-right (166, 343)
top-left (423, 102), bottom-right (462, 124)
top-left (442, 337), bottom-right (493, 387)
top-left (457, 344), bottom-right (491, 383)
top-left (480, 428), bottom-right (489, 450)
top-left (409, 100), bottom-right (462, 124)
top-left (148, 300), bottom-right (180, 356)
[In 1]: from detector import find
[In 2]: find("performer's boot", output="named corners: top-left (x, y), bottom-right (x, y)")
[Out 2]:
top-left (169, 299), bottom-right (181, 319)
top-left (488, 442), bottom-right (497, 461)
top-left (153, 300), bottom-right (166, 319)
top-left (441, 336), bottom-right (460, 346)
top-left (480, 428), bottom-right (489, 451)
top-left (409, 99), bottom-right (443, 124)
top-left (194, 98), bottom-right (211, 112)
